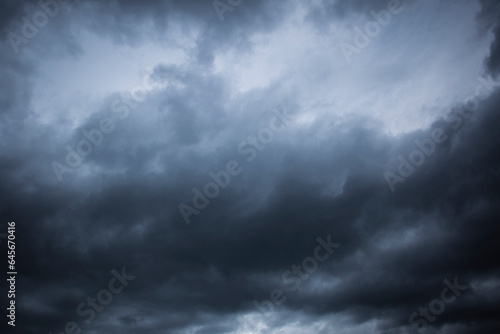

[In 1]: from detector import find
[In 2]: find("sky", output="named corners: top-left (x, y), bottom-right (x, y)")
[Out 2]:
top-left (1, 0), bottom-right (500, 333)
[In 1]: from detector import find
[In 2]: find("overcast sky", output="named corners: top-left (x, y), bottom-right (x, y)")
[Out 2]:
top-left (1, 0), bottom-right (500, 333)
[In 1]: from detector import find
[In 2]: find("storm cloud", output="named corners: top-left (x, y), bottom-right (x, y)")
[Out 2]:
top-left (1, 0), bottom-right (499, 333)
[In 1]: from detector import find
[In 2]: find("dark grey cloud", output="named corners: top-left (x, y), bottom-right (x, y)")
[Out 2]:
top-left (478, 0), bottom-right (500, 75)
top-left (1, 0), bottom-right (500, 333)
top-left (0, 0), bottom-right (36, 32)
top-left (73, 0), bottom-right (293, 66)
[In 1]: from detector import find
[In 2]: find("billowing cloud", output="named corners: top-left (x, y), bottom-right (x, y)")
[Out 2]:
top-left (1, 0), bottom-right (499, 333)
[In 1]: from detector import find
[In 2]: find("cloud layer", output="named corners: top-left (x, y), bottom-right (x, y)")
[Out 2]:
top-left (1, 0), bottom-right (500, 333)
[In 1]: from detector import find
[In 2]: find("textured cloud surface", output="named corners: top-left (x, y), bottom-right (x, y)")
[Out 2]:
top-left (1, 0), bottom-right (500, 333)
